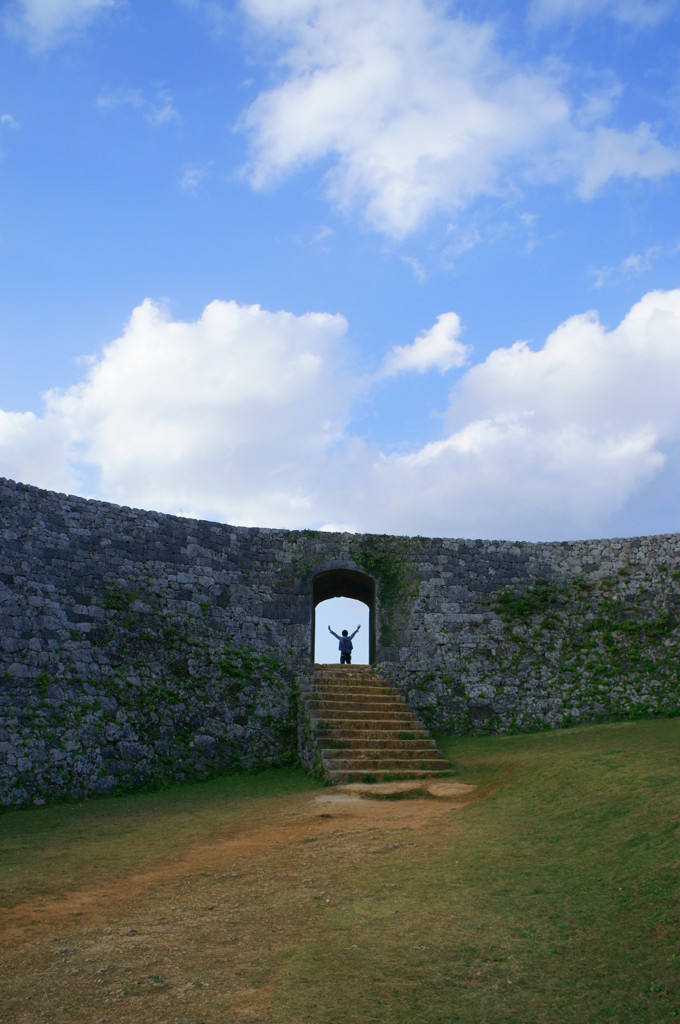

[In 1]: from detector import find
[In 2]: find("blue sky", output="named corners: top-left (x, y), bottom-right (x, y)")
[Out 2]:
top-left (1, 0), bottom-right (680, 544)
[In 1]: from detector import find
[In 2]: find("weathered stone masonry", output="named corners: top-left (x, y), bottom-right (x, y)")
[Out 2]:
top-left (2, 476), bottom-right (680, 807)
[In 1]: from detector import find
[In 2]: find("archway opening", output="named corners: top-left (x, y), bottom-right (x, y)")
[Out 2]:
top-left (315, 597), bottom-right (369, 664)
top-left (312, 569), bottom-right (376, 664)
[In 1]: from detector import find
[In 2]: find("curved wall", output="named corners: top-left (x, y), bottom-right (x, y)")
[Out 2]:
top-left (2, 477), bottom-right (679, 806)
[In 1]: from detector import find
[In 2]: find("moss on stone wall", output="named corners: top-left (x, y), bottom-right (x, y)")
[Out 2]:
top-left (1, 573), bottom-right (296, 807)
top-left (396, 569), bottom-right (680, 737)
top-left (494, 581), bottom-right (563, 622)
top-left (351, 534), bottom-right (419, 644)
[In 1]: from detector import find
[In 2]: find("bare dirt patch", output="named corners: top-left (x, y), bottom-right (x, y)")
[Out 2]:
top-left (0, 783), bottom-right (476, 1024)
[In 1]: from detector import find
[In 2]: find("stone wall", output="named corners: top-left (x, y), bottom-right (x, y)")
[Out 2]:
top-left (2, 477), bottom-right (679, 807)
top-left (380, 535), bottom-right (680, 736)
top-left (0, 479), bottom-right (312, 807)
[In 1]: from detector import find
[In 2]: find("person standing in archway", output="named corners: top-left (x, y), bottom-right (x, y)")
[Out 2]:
top-left (328, 624), bottom-right (360, 665)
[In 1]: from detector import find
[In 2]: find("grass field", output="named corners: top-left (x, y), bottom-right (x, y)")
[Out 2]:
top-left (1, 719), bottom-right (678, 1023)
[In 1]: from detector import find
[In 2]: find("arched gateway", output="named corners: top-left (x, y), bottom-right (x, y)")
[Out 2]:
top-left (2, 477), bottom-right (680, 806)
top-left (312, 569), bottom-right (376, 664)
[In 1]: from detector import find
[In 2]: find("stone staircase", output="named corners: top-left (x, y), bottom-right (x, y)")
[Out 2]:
top-left (303, 664), bottom-right (451, 784)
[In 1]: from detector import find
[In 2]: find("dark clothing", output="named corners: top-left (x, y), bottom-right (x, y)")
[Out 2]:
top-left (329, 627), bottom-right (360, 665)
top-left (329, 627), bottom-right (359, 652)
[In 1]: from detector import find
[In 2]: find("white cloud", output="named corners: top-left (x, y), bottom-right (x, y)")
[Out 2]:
top-left (347, 422), bottom-right (664, 540)
top-left (573, 74), bottom-right (623, 129)
top-left (448, 291), bottom-right (680, 437)
top-left (530, 0), bottom-right (674, 28)
top-left (179, 166), bottom-right (205, 192)
top-left (239, 0), bottom-right (680, 238)
top-left (4, 0), bottom-right (117, 48)
top-left (145, 92), bottom-right (179, 127)
top-left (0, 298), bottom-right (353, 527)
top-left (322, 289), bottom-right (680, 538)
top-left (590, 245), bottom-right (665, 289)
top-left (319, 521), bottom-right (356, 533)
top-left (313, 224), bottom-right (334, 244)
top-left (400, 255), bottom-right (426, 281)
top-left (0, 410), bottom-right (77, 493)
top-left (380, 313), bottom-right (470, 377)
top-left (575, 124), bottom-right (680, 199)
top-left (3, 290), bottom-right (680, 541)
top-left (380, 288), bottom-right (680, 537)
top-left (96, 88), bottom-right (179, 126)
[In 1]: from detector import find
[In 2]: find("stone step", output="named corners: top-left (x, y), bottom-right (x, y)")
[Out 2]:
top-left (306, 665), bottom-right (450, 785)
top-left (311, 685), bottom-right (385, 691)
top-left (323, 756), bottom-right (448, 771)
top-left (318, 737), bottom-right (433, 750)
top-left (313, 694), bottom-right (407, 708)
top-left (313, 681), bottom-right (389, 690)
top-left (313, 698), bottom-right (399, 708)
top-left (322, 752), bottom-right (447, 767)
top-left (307, 699), bottom-right (411, 713)
top-left (322, 745), bottom-right (438, 758)
top-left (311, 685), bottom-right (385, 694)
top-left (315, 722), bottom-right (429, 735)
top-left (326, 768), bottom-right (446, 784)
top-left (321, 748), bottom-right (438, 762)
top-left (309, 702), bottom-right (414, 716)
top-left (313, 664), bottom-right (373, 670)
top-left (318, 735), bottom-right (436, 749)
top-left (313, 675), bottom-right (378, 684)
top-left (316, 722), bottom-right (432, 735)
top-left (311, 686), bottom-right (398, 699)
top-left (308, 687), bottom-right (405, 698)
top-left (309, 716), bottom-right (413, 733)
top-left (312, 670), bottom-right (389, 679)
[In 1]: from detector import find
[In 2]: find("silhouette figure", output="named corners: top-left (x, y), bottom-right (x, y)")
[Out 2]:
top-left (328, 624), bottom-right (361, 664)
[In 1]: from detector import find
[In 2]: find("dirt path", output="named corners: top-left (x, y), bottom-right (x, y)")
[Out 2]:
top-left (0, 781), bottom-right (476, 1024)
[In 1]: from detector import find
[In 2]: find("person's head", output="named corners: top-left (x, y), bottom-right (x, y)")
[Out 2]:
top-left (342, 629), bottom-right (348, 636)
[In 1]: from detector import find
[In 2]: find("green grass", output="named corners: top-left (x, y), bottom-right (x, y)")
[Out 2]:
top-left (0, 766), bottom-right (318, 907)
top-left (272, 719), bottom-right (680, 1023)
top-left (1, 721), bottom-right (678, 1023)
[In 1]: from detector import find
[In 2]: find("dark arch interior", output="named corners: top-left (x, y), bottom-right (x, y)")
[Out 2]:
top-left (312, 569), bottom-right (376, 664)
